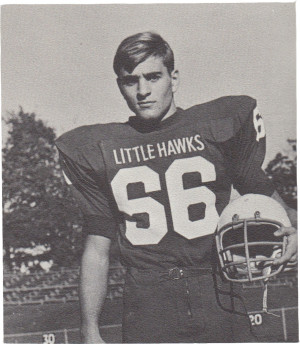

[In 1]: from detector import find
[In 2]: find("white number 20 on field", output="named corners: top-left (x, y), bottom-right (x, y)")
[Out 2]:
top-left (249, 313), bottom-right (263, 326)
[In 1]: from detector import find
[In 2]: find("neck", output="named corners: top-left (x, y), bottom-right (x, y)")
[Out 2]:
top-left (130, 100), bottom-right (178, 133)
top-left (161, 100), bottom-right (177, 122)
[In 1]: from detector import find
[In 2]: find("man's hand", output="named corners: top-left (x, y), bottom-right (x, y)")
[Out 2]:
top-left (273, 226), bottom-right (297, 265)
top-left (270, 191), bottom-right (297, 266)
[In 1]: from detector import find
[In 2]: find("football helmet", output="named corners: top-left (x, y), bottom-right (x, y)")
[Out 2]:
top-left (215, 194), bottom-right (290, 283)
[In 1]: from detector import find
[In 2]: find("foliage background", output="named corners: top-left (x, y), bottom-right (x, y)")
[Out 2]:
top-left (3, 110), bottom-right (83, 272)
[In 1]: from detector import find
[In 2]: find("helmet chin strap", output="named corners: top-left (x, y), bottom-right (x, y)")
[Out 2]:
top-left (262, 251), bottom-right (280, 318)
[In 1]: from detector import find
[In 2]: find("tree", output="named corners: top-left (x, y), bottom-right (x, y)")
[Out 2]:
top-left (3, 109), bottom-right (83, 271)
top-left (265, 139), bottom-right (297, 209)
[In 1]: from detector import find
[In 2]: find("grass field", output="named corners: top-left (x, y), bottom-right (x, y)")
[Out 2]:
top-left (4, 299), bottom-right (123, 343)
top-left (5, 296), bottom-right (298, 343)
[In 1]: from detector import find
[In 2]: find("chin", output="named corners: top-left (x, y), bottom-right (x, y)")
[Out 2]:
top-left (136, 111), bottom-right (161, 122)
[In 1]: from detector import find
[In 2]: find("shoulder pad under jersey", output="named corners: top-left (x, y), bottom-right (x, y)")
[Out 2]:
top-left (184, 95), bottom-right (257, 142)
top-left (55, 122), bottom-right (129, 166)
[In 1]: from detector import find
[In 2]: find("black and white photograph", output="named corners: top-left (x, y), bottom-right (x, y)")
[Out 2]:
top-left (2, 4), bottom-right (297, 343)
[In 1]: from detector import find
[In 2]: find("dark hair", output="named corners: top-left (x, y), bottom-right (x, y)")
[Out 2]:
top-left (113, 32), bottom-right (174, 76)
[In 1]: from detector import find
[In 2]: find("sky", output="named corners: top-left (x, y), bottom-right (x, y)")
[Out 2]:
top-left (2, 4), bottom-right (296, 165)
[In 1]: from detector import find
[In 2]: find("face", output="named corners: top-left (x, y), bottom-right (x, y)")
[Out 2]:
top-left (117, 56), bottom-right (179, 122)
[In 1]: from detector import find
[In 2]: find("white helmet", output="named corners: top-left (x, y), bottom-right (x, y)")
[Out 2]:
top-left (215, 194), bottom-right (290, 283)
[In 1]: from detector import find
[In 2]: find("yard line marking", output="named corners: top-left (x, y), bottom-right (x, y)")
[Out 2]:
top-left (281, 308), bottom-right (288, 341)
top-left (247, 306), bottom-right (297, 314)
top-left (4, 324), bottom-right (122, 338)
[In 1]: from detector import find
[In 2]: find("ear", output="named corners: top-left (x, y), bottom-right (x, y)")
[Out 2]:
top-left (171, 69), bottom-right (179, 93)
top-left (117, 77), bottom-right (126, 98)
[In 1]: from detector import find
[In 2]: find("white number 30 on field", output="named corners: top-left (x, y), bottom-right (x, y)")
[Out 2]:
top-left (42, 333), bottom-right (55, 344)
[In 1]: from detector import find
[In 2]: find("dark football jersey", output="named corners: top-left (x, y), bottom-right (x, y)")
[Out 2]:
top-left (56, 96), bottom-right (274, 269)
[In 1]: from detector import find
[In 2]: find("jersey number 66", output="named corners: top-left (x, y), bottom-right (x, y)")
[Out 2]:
top-left (111, 156), bottom-right (219, 245)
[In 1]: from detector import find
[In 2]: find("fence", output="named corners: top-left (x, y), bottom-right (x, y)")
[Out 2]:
top-left (4, 324), bottom-right (122, 344)
top-left (4, 307), bottom-right (298, 343)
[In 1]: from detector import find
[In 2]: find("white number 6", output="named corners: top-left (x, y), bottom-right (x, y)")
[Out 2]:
top-left (166, 156), bottom-right (218, 239)
top-left (253, 108), bottom-right (266, 142)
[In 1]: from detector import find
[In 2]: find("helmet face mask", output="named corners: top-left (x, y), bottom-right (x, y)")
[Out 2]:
top-left (216, 194), bottom-right (289, 283)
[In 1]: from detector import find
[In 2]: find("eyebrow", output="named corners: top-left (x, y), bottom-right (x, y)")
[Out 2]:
top-left (144, 72), bottom-right (162, 77)
top-left (119, 71), bottom-right (162, 82)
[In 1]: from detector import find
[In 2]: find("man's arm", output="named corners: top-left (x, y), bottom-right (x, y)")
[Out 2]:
top-left (271, 191), bottom-right (297, 265)
top-left (80, 235), bottom-right (111, 344)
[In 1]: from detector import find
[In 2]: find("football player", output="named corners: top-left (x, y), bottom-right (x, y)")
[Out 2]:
top-left (56, 32), bottom-right (297, 343)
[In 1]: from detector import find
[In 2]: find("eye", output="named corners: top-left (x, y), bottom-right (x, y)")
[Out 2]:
top-left (124, 80), bottom-right (136, 87)
top-left (150, 75), bottom-right (160, 82)
top-left (120, 77), bottom-right (137, 87)
top-left (146, 74), bottom-right (161, 82)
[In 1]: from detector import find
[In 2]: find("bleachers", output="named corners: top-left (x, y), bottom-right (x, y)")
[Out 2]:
top-left (3, 265), bottom-right (126, 305)
top-left (4, 265), bottom-right (297, 305)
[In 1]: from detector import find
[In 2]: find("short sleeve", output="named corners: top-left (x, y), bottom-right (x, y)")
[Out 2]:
top-left (57, 147), bottom-right (118, 240)
top-left (225, 102), bottom-right (275, 196)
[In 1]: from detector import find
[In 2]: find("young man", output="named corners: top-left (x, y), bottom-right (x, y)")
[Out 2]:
top-left (56, 32), bottom-right (297, 343)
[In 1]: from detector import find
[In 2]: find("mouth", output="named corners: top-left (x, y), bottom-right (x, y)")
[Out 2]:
top-left (137, 101), bottom-right (156, 108)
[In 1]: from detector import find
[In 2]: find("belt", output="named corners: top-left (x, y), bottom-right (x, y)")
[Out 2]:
top-left (128, 266), bottom-right (212, 281)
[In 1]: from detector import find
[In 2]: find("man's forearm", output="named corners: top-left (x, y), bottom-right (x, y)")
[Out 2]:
top-left (79, 235), bottom-right (111, 342)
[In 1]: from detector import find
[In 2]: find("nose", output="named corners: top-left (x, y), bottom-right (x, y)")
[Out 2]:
top-left (137, 79), bottom-right (151, 100)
